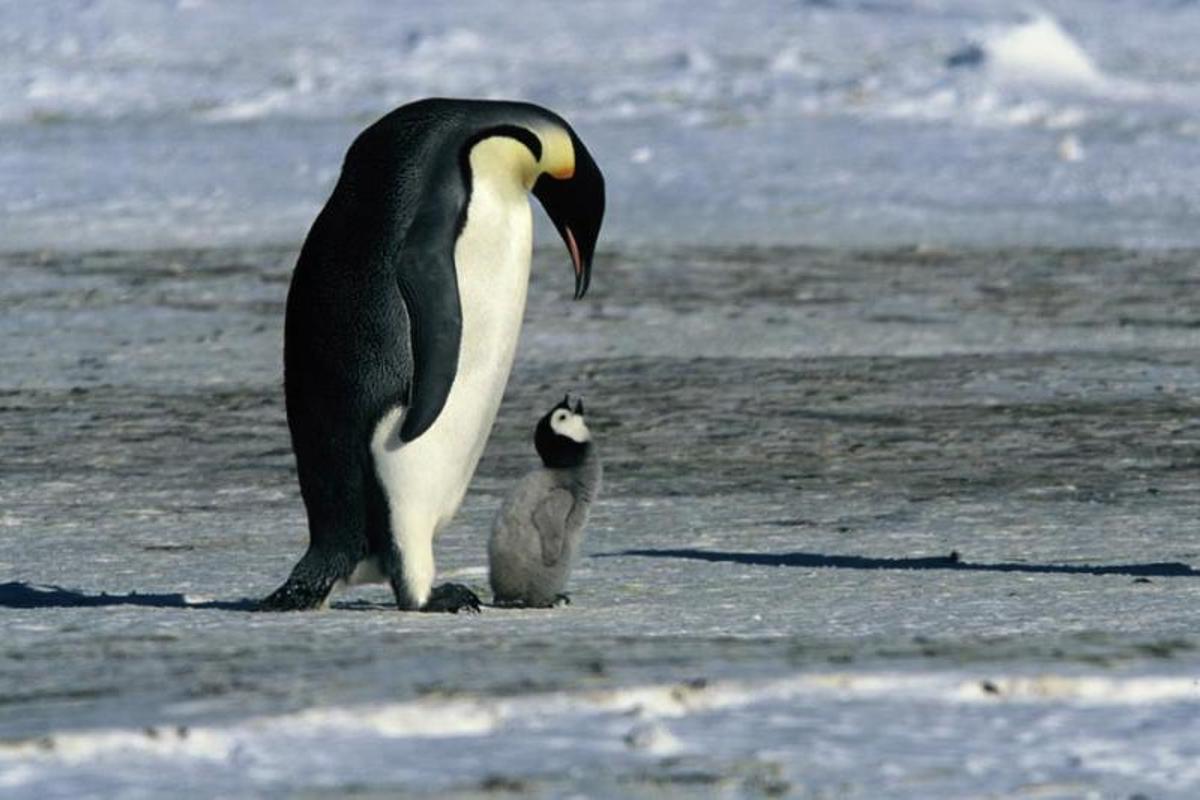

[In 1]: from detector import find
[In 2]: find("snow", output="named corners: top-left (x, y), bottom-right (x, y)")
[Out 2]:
top-left (4, 671), bottom-right (1200, 797)
top-left (974, 13), bottom-right (1106, 89)
top-left (3, 245), bottom-right (1200, 796)
top-left (2, 1), bottom-right (1200, 250)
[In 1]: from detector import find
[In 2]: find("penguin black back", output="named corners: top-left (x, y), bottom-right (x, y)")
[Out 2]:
top-left (287, 99), bottom-right (602, 446)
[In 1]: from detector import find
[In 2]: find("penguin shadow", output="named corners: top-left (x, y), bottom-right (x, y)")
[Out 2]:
top-left (327, 599), bottom-right (566, 612)
top-left (0, 582), bottom-right (258, 611)
top-left (596, 549), bottom-right (1200, 578)
top-left (0, 582), bottom-right (497, 613)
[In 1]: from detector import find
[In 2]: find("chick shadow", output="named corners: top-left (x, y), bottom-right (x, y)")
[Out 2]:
top-left (0, 582), bottom-right (259, 611)
top-left (597, 549), bottom-right (1200, 578)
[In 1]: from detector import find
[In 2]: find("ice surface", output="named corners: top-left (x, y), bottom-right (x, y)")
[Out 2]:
top-left (2, 1), bottom-right (1200, 250)
top-left (3, 245), bottom-right (1200, 797)
top-left (4, 671), bottom-right (1199, 798)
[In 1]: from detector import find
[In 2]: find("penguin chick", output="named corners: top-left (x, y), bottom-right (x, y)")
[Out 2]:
top-left (489, 396), bottom-right (602, 608)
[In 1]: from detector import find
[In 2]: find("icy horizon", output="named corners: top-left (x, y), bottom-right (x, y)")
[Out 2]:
top-left (3, 0), bottom-right (1200, 251)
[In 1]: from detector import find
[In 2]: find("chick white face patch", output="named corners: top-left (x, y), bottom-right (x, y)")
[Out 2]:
top-left (550, 409), bottom-right (591, 443)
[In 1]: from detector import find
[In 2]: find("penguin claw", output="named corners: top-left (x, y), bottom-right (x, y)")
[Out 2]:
top-left (258, 581), bottom-right (330, 612)
top-left (422, 583), bottom-right (482, 614)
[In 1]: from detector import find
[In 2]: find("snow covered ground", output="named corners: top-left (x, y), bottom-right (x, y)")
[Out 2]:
top-left (3, 245), bottom-right (1200, 797)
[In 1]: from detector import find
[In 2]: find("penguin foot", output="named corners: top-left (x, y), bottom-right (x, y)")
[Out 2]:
top-left (421, 583), bottom-right (482, 614)
top-left (260, 547), bottom-right (351, 611)
top-left (258, 580), bottom-right (330, 612)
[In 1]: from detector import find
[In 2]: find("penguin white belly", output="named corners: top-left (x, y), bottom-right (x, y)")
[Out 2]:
top-left (367, 172), bottom-right (533, 597)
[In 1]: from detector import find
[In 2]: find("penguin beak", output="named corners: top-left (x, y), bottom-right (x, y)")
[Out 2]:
top-left (532, 133), bottom-right (605, 300)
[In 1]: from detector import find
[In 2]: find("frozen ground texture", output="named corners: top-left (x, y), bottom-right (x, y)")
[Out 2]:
top-left (2, 245), bottom-right (1200, 797)
top-left (3, 0), bottom-right (1200, 249)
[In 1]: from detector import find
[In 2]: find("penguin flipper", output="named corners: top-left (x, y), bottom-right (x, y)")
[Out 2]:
top-left (533, 490), bottom-right (576, 567)
top-left (394, 237), bottom-right (462, 443)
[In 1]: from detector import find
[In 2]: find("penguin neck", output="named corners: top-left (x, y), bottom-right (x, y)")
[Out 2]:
top-left (468, 135), bottom-right (541, 194)
top-left (555, 446), bottom-right (600, 500)
top-left (544, 441), bottom-right (598, 478)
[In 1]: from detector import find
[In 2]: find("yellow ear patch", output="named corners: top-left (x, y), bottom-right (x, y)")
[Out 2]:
top-left (536, 127), bottom-right (576, 182)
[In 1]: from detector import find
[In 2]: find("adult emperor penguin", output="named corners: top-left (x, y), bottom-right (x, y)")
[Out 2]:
top-left (261, 98), bottom-right (605, 612)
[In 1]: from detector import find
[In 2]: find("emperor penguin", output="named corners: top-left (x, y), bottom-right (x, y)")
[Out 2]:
top-left (489, 396), bottom-right (602, 608)
top-left (261, 98), bottom-right (605, 612)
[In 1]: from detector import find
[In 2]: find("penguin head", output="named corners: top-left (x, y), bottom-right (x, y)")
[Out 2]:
top-left (457, 102), bottom-right (604, 300)
top-left (345, 98), bottom-right (604, 299)
top-left (535, 395), bottom-right (592, 468)
top-left (529, 127), bottom-right (605, 301)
